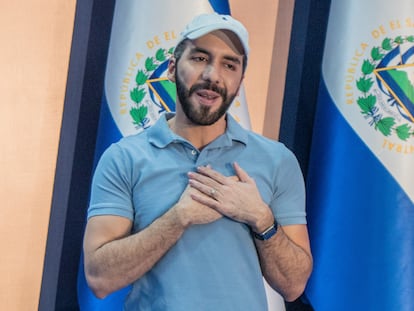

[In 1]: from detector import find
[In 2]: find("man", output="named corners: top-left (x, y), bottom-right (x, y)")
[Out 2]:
top-left (83, 13), bottom-right (312, 310)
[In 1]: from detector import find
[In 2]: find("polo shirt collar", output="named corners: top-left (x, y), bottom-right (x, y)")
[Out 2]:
top-left (147, 112), bottom-right (248, 149)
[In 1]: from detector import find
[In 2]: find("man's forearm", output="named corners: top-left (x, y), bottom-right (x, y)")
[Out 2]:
top-left (85, 207), bottom-right (186, 298)
top-left (84, 183), bottom-right (223, 298)
top-left (255, 226), bottom-right (313, 302)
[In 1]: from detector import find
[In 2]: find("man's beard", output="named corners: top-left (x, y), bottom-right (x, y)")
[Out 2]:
top-left (175, 72), bottom-right (238, 126)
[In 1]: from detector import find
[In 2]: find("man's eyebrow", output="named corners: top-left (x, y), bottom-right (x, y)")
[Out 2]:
top-left (189, 46), bottom-right (210, 55)
top-left (223, 55), bottom-right (242, 65)
top-left (189, 46), bottom-right (242, 65)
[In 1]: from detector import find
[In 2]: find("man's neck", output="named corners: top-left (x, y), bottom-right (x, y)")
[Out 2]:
top-left (167, 116), bottom-right (227, 150)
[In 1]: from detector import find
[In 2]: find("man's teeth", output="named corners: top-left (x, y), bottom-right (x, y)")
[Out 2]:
top-left (201, 94), bottom-right (214, 99)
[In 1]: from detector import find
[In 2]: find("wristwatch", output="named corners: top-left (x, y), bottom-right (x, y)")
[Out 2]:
top-left (252, 219), bottom-right (278, 240)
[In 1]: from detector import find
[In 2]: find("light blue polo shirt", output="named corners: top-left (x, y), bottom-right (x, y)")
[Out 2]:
top-left (88, 113), bottom-right (306, 311)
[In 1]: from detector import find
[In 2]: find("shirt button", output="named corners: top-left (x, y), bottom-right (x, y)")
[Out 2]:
top-left (191, 149), bottom-right (197, 156)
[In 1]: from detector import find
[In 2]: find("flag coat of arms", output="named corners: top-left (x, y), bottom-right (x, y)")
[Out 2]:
top-left (305, 0), bottom-right (414, 310)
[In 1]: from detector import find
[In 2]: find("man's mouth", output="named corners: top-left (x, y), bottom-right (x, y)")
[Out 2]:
top-left (189, 82), bottom-right (226, 106)
top-left (196, 89), bottom-right (220, 101)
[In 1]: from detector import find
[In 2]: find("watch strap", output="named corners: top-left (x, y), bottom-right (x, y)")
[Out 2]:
top-left (253, 219), bottom-right (278, 240)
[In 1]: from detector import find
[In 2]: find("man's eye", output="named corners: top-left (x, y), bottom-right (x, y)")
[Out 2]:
top-left (192, 56), bottom-right (207, 62)
top-left (224, 63), bottom-right (239, 71)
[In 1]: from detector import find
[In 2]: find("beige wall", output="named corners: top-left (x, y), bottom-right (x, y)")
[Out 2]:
top-left (231, 0), bottom-right (279, 132)
top-left (231, 0), bottom-right (294, 137)
top-left (0, 1), bottom-right (76, 309)
top-left (0, 1), bottom-right (292, 309)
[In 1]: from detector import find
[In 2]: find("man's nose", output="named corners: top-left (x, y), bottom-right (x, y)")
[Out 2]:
top-left (201, 63), bottom-right (221, 85)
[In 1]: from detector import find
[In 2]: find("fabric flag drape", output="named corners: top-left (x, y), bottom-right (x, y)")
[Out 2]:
top-left (77, 0), bottom-right (283, 309)
top-left (305, 0), bottom-right (414, 310)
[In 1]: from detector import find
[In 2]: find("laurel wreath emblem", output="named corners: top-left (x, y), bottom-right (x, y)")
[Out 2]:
top-left (356, 35), bottom-right (414, 141)
top-left (129, 47), bottom-right (174, 129)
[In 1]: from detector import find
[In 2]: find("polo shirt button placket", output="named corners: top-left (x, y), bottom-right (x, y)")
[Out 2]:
top-left (190, 149), bottom-right (198, 162)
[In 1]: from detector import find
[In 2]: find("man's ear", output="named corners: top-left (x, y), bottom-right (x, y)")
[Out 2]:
top-left (167, 57), bottom-right (176, 82)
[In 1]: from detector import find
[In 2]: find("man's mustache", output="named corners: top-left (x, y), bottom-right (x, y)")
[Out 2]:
top-left (189, 82), bottom-right (227, 100)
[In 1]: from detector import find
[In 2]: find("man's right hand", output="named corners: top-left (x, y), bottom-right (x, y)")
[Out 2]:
top-left (173, 184), bottom-right (223, 228)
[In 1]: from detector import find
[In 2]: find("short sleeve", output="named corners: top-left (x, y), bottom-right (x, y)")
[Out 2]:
top-left (87, 144), bottom-right (134, 220)
top-left (271, 147), bottom-right (307, 226)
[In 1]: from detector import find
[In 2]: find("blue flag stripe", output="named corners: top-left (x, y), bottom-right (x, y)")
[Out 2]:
top-left (305, 78), bottom-right (414, 310)
top-left (208, 0), bottom-right (230, 13)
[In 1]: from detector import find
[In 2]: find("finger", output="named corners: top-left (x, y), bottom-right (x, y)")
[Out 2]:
top-left (188, 179), bottom-right (220, 200)
top-left (195, 166), bottom-right (228, 185)
top-left (233, 162), bottom-right (251, 183)
top-left (187, 171), bottom-right (218, 187)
